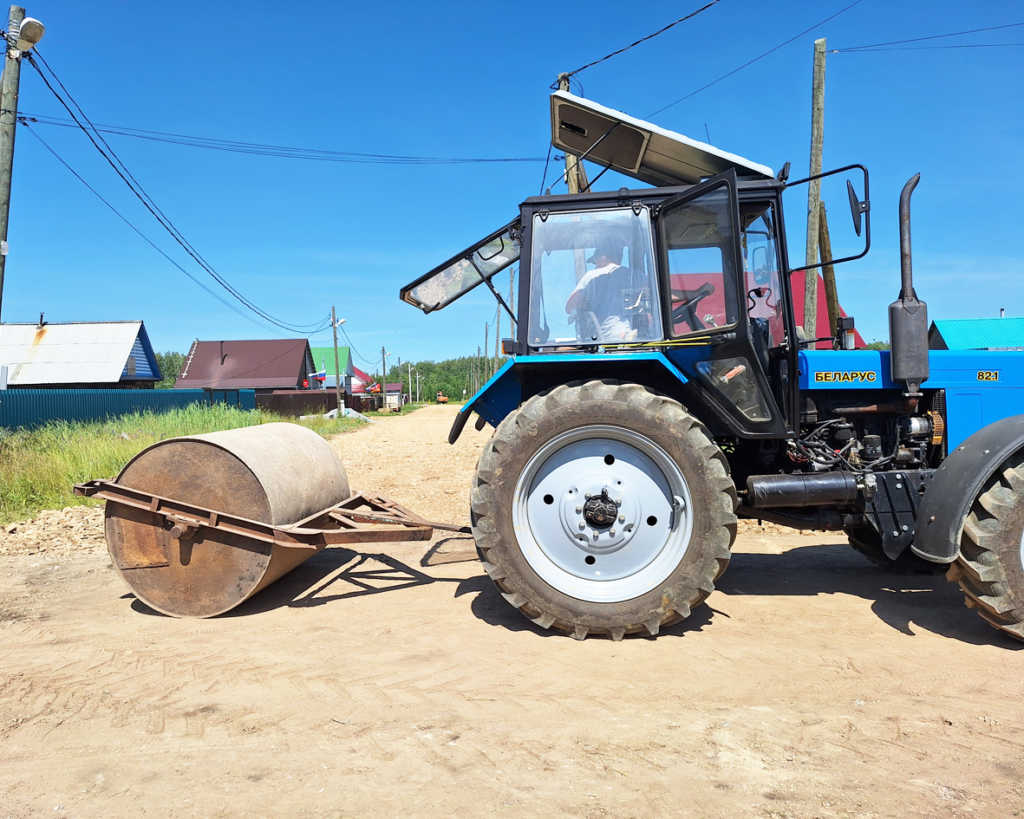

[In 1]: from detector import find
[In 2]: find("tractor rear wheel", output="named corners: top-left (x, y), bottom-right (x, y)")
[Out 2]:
top-left (948, 453), bottom-right (1024, 641)
top-left (470, 380), bottom-right (737, 640)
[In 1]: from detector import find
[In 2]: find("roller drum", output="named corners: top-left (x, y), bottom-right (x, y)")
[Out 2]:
top-left (103, 422), bottom-right (349, 617)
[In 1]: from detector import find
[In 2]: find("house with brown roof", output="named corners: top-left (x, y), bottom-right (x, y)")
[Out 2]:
top-left (175, 339), bottom-right (316, 392)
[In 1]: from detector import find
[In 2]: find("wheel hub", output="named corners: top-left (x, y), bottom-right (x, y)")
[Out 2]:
top-left (583, 491), bottom-right (618, 528)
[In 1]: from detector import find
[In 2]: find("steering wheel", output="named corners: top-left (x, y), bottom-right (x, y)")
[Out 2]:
top-left (670, 282), bottom-right (715, 331)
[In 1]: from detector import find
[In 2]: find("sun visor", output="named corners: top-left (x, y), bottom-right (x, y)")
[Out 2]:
top-left (550, 91), bottom-right (773, 186)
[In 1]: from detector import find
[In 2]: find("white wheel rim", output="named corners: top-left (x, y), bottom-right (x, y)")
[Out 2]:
top-left (512, 424), bottom-right (694, 603)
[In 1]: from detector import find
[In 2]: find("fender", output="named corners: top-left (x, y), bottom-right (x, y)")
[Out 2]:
top-left (913, 414), bottom-right (1024, 563)
top-left (448, 352), bottom-right (689, 444)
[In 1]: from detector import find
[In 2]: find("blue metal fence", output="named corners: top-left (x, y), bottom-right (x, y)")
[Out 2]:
top-left (0, 388), bottom-right (256, 429)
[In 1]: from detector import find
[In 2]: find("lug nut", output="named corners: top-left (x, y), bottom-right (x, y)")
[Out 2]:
top-left (609, 529), bottom-right (616, 536)
top-left (578, 522), bottom-right (586, 530)
top-left (618, 515), bottom-right (625, 523)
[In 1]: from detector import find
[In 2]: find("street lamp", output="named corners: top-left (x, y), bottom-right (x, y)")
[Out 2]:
top-left (15, 17), bottom-right (44, 51)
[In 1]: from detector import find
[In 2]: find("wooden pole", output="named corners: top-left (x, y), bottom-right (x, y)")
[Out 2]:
top-left (559, 73), bottom-right (590, 283)
top-left (0, 5), bottom-right (26, 322)
top-left (483, 323), bottom-right (489, 380)
top-left (493, 302), bottom-right (500, 375)
top-left (818, 202), bottom-right (840, 338)
top-left (557, 74), bottom-right (581, 195)
top-left (331, 306), bottom-right (342, 414)
top-left (380, 345), bottom-right (387, 410)
top-left (802, 37), bottom-right (827, 339)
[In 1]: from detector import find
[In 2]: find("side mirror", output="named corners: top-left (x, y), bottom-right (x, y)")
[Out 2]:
top-left (847, 179), bottom-right (866, 237)
top-left (784, 163), bottom-right (870, 272)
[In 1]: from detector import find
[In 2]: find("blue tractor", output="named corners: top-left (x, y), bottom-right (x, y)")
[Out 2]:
top-left (400, 92), bottom-right (1024, 641)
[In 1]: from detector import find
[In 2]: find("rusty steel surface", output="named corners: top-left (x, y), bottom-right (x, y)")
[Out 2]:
top-left (83, 422), bottom-right (435, 618)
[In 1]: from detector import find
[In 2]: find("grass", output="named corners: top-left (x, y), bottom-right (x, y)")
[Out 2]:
top-left (0, 404), bottom-right (364, 525)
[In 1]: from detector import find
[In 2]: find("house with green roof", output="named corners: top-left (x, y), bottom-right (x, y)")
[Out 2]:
top-left (309, 346), bottom-right (355, 391)
top-left (929, 318), bottom-right (1024, 351)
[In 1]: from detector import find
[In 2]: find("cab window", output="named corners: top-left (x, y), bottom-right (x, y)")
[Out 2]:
top-left (528, 207), bottom-right (663, 346)
top-left (741, 202), bottom-right (786, 349)
top-left (660, 186), bottom-right (738, 337)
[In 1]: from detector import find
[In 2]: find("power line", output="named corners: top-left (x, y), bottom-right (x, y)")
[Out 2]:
top-left (16, 112), bottom-right (547, 165)
top-left (833, 21), bottom-right (1024, 52)
top-left (31, 48), bottom-right (328, 333)
top-left (338, 322), bottom-right (376, 366)
top-left (25, 49), bottom-right (329, 334)
top-left (559, 0), bottom-right (722, 80)
top-left (833, 42), bottom-right (1024, 52)
top-left (647, 0), bottom-right (865, 117)
top-left (18, 119), bottom-right (300, 333)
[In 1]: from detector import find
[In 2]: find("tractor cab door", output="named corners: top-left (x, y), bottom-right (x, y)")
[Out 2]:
top-left (656, 170), bottom-right (787, 437)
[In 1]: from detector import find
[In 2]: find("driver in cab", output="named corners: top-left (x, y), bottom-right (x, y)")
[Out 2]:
top-left (564, 241), bottom-right (638, 343)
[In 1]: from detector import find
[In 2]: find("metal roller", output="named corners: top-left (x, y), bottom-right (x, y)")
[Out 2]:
top-left (103, 423), bottom-right (351, 618)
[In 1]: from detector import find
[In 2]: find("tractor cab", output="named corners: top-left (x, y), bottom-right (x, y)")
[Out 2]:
top-left (402, 92), bottom-right (870, 439)
top-left (516, 176), bottom-right (793, 432)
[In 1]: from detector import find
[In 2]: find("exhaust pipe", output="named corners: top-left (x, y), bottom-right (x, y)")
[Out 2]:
top-left (888, 173), bottom-right (929, 395)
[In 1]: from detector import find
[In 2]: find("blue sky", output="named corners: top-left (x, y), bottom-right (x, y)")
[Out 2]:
top-left (3, 0), bottom-right (1021, 366)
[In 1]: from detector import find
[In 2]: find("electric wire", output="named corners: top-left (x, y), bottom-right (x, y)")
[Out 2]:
top-left (338, 323), bottom-right (376, 366)
top-left (538, 142), bottom-right (553, 195)
top-left (647, 0), bottom-right (865, 117)
top-left (31, 48), bottom-right (329, 333)
top-left (25, 50), bottom-right (336, 334)
top-left (832, 21), bottom-right (1024, 52)
top-left (18, 119), bottom-right (309, 333)
top-left (558, 0), bottom-right (721, 80)
top-left (15, 112), bottom-right (547, 165)
top-left (833, 42), bottom-right (1023, 52)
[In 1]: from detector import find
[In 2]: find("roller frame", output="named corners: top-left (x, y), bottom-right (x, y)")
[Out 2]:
top-left (74, 479), bottom-right (466, 553)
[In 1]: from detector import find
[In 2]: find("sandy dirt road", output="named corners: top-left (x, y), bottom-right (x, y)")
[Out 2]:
top-left (2, 404), bottom-right (1023, 817)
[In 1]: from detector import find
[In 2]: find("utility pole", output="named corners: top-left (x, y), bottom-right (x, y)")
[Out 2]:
top-left (559, 73), bottom-right (590, 284)
top-left (0, 6), bottom-right (26, 322)
top-left (415, 371), bottom-right (421, 403)
top-left (818, 203), bottom-right (841, 337)
top-left (380, 345), bottom-right (387, 410)
top-left (483, 323), bottom-right (489, 380)
top-left (557, 73), bottom-right (589, 195)
top-left (803, 37), bottom-right (827, 340)
top-left (330, 306), bottom-right (343, 415)
top-left (493, 302), bottom-right (500, 375)
top-left (407, 360), bottom-right (412, 405)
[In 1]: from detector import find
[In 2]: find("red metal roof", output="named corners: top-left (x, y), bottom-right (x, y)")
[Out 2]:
top-left (175, 339), bottom-right (314, 389)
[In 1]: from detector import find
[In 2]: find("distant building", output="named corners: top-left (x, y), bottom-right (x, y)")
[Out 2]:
top-left (175, 339), bottom-right (316, 392)
top-left (309, 346), bottom-right (355, 392)
top-left (351, 366), bottom-right (373, 394)
top-left (0, 320), bottom-right (160, 389)
top-left (384, 382), bottom-right (404, 410)
top-left (929, 318), bottom-right (1024, 351)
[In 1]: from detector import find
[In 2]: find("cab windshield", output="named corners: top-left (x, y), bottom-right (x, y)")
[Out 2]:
top-left (400, 219), bottom-right (520, 313)
top-left (527, 206), bottom-right (663, 346)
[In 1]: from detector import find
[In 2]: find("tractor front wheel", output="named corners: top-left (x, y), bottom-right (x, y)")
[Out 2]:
top-left (470, 380), bottom-right (737, 640)
top-left (948, 453), bottom-right (1024, 641)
